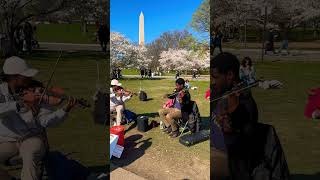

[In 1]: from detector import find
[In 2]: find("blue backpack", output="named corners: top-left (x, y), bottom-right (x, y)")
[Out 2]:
top-left (45, 151), bottom-right (90, 180)
top-left (123, 110), bottom-right (137, 123)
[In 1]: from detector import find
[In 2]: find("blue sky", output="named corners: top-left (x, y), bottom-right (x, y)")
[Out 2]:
top-left (110, 0), bottom-right (205, 44)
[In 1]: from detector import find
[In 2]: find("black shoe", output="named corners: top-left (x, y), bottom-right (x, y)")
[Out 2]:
top-left (164, 127), bottom-right (172, 134)
top-left (170, 130), bottom-right (180, 138)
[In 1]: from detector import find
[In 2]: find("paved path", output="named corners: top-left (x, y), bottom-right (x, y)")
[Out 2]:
top-left (215, 48), bottom-right (320, 62)
top-left (110, 164), bottom-right (147, 180)
top-left (121, 75), bottom-right (210, 81)
top-left (37, 42), bottom-right (320, 61)
top-left (38, 42), bottom-right (101, 51)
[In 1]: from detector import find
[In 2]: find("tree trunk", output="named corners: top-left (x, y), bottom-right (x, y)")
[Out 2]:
top-left (5, 30), bottom-right (17, 57)
top-left (81, 18), bottom-right (87, 34)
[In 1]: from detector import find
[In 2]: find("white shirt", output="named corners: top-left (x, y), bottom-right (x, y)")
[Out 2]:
top-left (110, 93), bottom-right (131, 111)
top-left (0, 82), bottom-right (67, 142)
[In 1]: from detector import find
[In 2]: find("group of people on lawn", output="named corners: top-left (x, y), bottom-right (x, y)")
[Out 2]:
top-left (109, 77), bottom-right (193, 138)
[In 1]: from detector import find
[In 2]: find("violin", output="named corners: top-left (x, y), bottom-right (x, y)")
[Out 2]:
top-left (165, 88), bottom-right (187, 103)
top-left (19, 80), bottom-right (91, 109)
top-left (211, 80), bottom-right (261, 133)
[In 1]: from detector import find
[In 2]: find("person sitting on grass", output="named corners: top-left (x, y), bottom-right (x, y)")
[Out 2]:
top-left (110, 86), bottom-right (133, 126)
top-left (158, 78), bottom-right (191, 138)
top-left (239, 57), bottom-right (256, 85)
top-left (185, 79), bottom-right (191, 89)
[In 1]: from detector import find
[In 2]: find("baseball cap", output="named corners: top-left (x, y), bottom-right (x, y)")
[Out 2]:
top-left (111, 79), bottom-right (122, 86)
top-left (3, 56), bottom-right (38, 77)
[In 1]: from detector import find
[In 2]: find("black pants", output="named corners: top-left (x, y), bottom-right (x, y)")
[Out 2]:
top-left (213, 44), bottom-right (223, 54)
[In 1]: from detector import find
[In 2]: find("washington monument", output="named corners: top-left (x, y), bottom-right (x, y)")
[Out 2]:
top-left (139, 11), bottom-right (144, 46)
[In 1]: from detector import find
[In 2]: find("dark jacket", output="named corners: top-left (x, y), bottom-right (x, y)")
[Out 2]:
top-left (167, 88), bottom-right (192, 112)
top-left (228, 123), bottom-right (290, 180)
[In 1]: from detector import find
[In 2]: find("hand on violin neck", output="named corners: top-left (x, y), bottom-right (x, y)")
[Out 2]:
top-left (63, 97), bottom-right (77, 112)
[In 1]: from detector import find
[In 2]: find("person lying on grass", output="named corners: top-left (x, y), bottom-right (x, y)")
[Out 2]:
top-left (110, 86), bottom-right (133, 126)
top-left (158, 78), bottom-right (191, 138)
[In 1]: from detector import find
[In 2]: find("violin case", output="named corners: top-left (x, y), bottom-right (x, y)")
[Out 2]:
top-left (179, 130), bottom-right (210, 147)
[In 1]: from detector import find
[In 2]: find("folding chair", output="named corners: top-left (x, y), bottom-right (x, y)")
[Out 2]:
top-left (174, 101), bottom-right (201, 137)
top-left (175, 118), bottom-right (190, 137)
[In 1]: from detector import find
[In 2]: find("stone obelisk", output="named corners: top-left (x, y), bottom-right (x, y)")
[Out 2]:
top-left (139, 12), bottom-right (145, 46)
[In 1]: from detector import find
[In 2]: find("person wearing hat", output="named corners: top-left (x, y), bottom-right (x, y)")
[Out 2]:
top-left (110, 86), bottom-right (133, 126)
top-left (110, 79), bottom-right (122, 95)
top-left (0, 56), bottom-right (77, 180)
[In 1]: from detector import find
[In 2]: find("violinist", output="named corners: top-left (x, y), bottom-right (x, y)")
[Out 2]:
top-left (211, 53), bottom-right (259, 180)
top-left (110, 86), bottom-right (133, 126)
top-left (0, 56), bottom-right (77, 180)
top-left (158, 78), bottom-right (191, 138)
top-left (110, 79), bottom-right (122, 94)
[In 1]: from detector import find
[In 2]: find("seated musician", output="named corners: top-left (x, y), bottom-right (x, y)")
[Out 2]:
top-left (158, 78), bottom-right (191, 138)
top-left (211, 53), bottom-right (259, 179)
top-left (110, 79), bottom-right (122, 95)
top-left (110, 86), bottom-right (133, 126)
top-left (0, 56), bottom-right (77, 180)
top-left (211, 53), bottom-right (289, 180)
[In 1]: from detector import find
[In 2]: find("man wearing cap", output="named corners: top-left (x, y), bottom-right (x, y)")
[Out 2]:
top-left (110, 79), bottom-right (133, 125)
top-left (0, 56), bottom-right (77, 180)
top-left (110, 79), bottom-right (122, 95)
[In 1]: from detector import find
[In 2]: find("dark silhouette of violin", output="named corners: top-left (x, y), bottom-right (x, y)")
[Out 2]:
top-left (19, 80), bottom-right (91, 108)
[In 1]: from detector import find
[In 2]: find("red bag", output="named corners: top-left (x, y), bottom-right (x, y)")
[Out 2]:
top-left (163, 99), bottom-right (174, 109)
top-left (304, 88), bottom-right (320, 119)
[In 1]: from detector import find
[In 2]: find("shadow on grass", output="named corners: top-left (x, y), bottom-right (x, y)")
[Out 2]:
top-left (201, 116), bottom-right (210, 130)
top-left (291, 173), bottom-right (320, 180)
top-left (111, 134), bottom-right (152, 172)
top-left (125, 122), bottom-right (137, 134)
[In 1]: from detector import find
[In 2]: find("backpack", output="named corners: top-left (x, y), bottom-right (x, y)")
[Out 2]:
top-left (139, 91), bottom-right (147, 101)
top-left (188, 101), bottom-right (201, 133)
top-left (123, 109), bottom-right (137, 123)
top-left (46, 151), bottom-right (90, 180)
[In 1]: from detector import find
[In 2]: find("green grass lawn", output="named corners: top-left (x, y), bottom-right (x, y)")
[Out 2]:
top-left (0, 51), bottom-right (108, 176)
top-left (35, 23), bottom-right (98, 44)
top-left (121, 78), bottom-right (210, 159)
top-left (253, 60), bottom-right (320, 177)
top-left (117, 60), bottom-right (320, 178)
top-left (111, 78), bottom-right (210, 178)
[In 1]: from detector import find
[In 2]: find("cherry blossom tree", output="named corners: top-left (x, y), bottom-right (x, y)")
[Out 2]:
top-left (110, 31), bottom-right (135, 67)
top-left (159, 48), bottom-right (209, 72)
top-left (110, 31), bottom-right (152, 68)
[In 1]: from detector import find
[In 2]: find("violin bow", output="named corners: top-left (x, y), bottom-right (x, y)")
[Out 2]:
top-left (211, 80), bottom-right (261, 103)
top-left (38, 50), bottom-right (63, 106)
